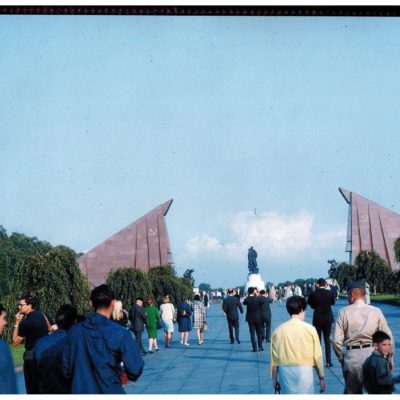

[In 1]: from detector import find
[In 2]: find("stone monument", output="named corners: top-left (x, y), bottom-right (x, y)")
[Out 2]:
top-left (244, 246), bottom-right (266, 292)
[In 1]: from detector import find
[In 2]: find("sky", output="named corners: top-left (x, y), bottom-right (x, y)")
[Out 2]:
top-left (1, 15), bottom-right (400, 288)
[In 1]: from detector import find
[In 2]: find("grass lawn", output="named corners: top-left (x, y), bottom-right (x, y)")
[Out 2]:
top-left (370, 294), bottom-right (400, 301)
top-left (339, 293), bottom-right (400, 305)
top-left (10, 344), bottom-right (24, 367)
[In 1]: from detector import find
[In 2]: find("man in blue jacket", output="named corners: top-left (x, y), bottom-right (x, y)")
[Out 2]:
top-left (63, 285), bottom-right (144, 394)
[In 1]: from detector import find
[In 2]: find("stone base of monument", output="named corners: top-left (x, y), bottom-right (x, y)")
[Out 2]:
top-left (245, 273), bottom-right (266, 293)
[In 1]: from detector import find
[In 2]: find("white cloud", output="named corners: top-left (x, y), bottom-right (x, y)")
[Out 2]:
top-left (184, 209), bottom-right (346, 263)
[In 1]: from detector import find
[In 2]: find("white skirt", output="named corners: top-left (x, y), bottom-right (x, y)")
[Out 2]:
top-left (278, 365), bottom-right (314, 394)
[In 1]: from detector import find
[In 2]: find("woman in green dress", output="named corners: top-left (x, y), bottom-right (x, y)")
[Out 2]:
top-left (145, 298), bottom-right (161, 353)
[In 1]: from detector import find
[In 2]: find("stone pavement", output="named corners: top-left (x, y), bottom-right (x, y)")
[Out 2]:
top-left (17, 298), bottom-right (400, 394)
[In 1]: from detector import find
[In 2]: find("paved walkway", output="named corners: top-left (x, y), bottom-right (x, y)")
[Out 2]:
top-left (17, 298), bottom-right (400, 394)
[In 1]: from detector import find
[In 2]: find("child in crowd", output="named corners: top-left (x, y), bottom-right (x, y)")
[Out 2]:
top-left (363, 330), bottom-right (400, 394)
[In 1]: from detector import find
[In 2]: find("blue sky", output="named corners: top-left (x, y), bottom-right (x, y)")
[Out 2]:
top-left (1, 16), bottom-right (400, 288)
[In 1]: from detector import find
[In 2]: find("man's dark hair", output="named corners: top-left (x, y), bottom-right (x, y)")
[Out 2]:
top-left (90, 284), bottom-right (115, 310)
top-left (228, 289), bottom-right (234, 295)
top-left (0, 303), bottom-right (5, 316)
top-left (194, 294), bottom-right (200, 301)
top-left (136, 297), bottom-right (144, 303)
top-left (372, 330), bottom-right (391, 344)
top-left (286, 295), bottom-right (307, 316)
top-left (260, 289), bottom-right (266, 295)
top-left (55, 304), bottom-right (77, 330)
top-left (20, 295), bottom-right (38, 309)
top-left (248, 287), bottom-right (255, 295)
top-left (317, 278), bottom-right (326, 287)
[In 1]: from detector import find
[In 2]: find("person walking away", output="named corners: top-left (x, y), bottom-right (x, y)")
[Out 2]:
top-left (294, 283), bottom-right (302, 297)
top-left (330, 279), bottom-right (395, 394)
top-left (144, 298), bottom-right (160, 353)
top-left (63, 285), bottom-right (144, 394)
top-left (363, 330), bottom-right (400, 394)
top-left (160, 295), bottom-right (175, 348)
top-left (34, 304), bottom-right (77, 394)
top-left (111, 300), bottom-right (129, 328)
top-left (284, 285), bottom-right (293, 300)
top-left (271, 295), bottom-right (326, 394)
top-left (277, 287), bottom-right (283, 303)
top-left (12, 295), bottom-right (50, 394)
top-left (331, 279), bottom-right (340, 300)
top-left (259, 289), bottom-right (273, 343)
top-left (307, 278), bottom-right (335, 368)
top-left (192, 294), bottom-right (207, 345)
top-left (243, 287), bottom-right (263, 352)
top-left (177, 296), bottom-right (192, 346)
top-left (0, 304), bottom-right (18, 394)
top-left (222, 288), bottom-right (243, 344)
top-left (365, 281), bottom-right (371, 305)
top-left (268, 285), bottom-right (276, 303)
top-left (203, 292), bottom-right (209, 308)
top-left (128, 297), bottom-right (148, 356)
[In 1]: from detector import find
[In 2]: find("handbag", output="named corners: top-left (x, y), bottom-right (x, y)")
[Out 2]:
top-left (156, 319), bottom-right (163, 330)
top-left (118, 369), bottom-right (128, 385)
top-left (203, 322), bottom-right (208, 332)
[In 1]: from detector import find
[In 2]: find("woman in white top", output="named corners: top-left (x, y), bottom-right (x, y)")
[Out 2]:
top-left (159, 295), bottom-right (175, 348)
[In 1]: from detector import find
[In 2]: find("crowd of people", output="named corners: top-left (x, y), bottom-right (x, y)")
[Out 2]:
top-left (221, 278), bottom-right (399, 395)
top-left (0, 287), bottom-right (211, 394)
top-left (0, 279), bottom-right (399, 395)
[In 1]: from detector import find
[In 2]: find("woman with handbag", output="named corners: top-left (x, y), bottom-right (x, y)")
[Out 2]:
top-left (177, 296), bottom-right (192, 346)
top-left (145, 298), bottom-right (161, 353)
top-left (160, 295), bottom-right (175, 348)
top-left (192, 294), bottom-right (207, 345)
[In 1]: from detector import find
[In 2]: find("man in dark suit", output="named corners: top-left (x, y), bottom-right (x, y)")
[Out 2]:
top-left (128, 297), bottom-right (148, 356)
top-left (243, 287), bottom-right (264, 352)
top-left (259, 289), bottom-right (273, 342)
top-left (307, 278), bottom-right (335, 367)
top-left (222, 288), bottom-right (243, 344)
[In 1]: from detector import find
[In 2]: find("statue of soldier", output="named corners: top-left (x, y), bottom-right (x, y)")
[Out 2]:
top-left (248, 247), bottom-right (259, 274)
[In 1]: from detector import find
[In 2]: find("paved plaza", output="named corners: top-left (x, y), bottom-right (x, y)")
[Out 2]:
top-left (17, 298), bottom-right (400, 395)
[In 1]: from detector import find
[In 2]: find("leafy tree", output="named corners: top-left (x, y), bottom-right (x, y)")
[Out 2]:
top-left (354, 251), bottom-right (391, 293)
top-left (387, 271), bottom-right (400, 295)
top-left (148, 265), bottom-right (193, 305)
top-left (0, 226), bottom-right (55, 298)
top-left (198, 283), bottom-right (211, 292)
top-left (335, 262), bottom-right (357, 291)
top-left (394, 237), bottom-right (400, 263)
top-left (106, 267), bottom-right (153, 310)
top-left (2, 247), bottom-right (90, 341)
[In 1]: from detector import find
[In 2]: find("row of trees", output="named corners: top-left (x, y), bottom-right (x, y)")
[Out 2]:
top-left (329, 250), bottom-right (400, 294)
top-left (0, 225), bottom-right (194, 341)
top-left (106, 265), bottom-right (194, 310)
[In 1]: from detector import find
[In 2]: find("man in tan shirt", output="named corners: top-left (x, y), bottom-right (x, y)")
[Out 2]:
top-left (330, 280), bottom-right (394, 394)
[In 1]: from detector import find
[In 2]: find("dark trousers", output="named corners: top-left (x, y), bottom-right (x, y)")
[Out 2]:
top-left (23, 358), bottom-right (39, 394)
top-left (248, 321), bottom-right (263, 350)
top-left (133, 330), bottom-right (146, 353)
top-left (227, 318), bottom-right (240, 342)
top-left (315, 322), bottom-right (332, 364)
top-left (261, 317), bottom-right (271, 341)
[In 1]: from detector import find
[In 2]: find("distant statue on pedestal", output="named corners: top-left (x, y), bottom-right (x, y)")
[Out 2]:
top-left (245, 246), bottom-right (264, 292)
top-left (248, 247), bottom-right (259, 274)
